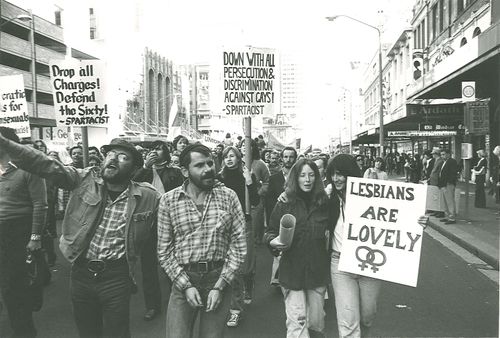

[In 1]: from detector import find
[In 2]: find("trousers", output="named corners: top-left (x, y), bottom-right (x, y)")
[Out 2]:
top-left (281, 286), bottom-right (327, 338)
top-left (70, 258), bottom-right (132, 338)
top-left (166, 267), bottom-right (232, 338)
top-left (331, 256), bottom-right (381, 338)
top-left (440, 184), bottom-right (456, 221)
top-left (0, 217), bottom-right (36, 338)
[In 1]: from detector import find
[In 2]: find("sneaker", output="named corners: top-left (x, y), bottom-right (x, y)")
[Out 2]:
top-left (439, 218), bottom-right (449, 222)
top-left (226, 311), bottom-right (241, 327)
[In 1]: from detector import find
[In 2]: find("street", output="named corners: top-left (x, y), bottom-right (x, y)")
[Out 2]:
top-left (1, 226), bottom-right (498, 338)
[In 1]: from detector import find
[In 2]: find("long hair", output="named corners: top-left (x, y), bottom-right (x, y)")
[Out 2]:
top-left (221, 146), bottom-right (243, 174)
top-left (285, 159), bottom-right (327, 206)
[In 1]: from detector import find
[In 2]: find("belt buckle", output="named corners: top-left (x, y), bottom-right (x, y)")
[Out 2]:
top-left (87, 259), bottom-right (106, 277)
top-left (198, 261), bottom-right (209, 273)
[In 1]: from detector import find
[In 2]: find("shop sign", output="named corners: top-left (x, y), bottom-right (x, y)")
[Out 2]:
top-left (388, 130), bottom-right (457, 137)
top-left (461, 82), bottom-right (475, 102)
top-left (418, 123), bottom-right (459, 131)
top-left (464, 101), bottom-right (489, 134)
top-left (407, 104), bottom-right (462, 116)
top-left (461, 143), bottom-right (473, 159)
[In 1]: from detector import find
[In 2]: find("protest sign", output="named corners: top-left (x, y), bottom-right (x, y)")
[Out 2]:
top-left (0, 75), bottom-right (31, 137)
top-left (338, 177), bottom-right (427, 287)
top-left (50, 60), bottom-right (108, 127)
top-left (219, 47), bottom-right (280, 118)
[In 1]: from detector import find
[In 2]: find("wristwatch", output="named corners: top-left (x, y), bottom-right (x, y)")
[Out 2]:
top-left (30, 234), bottom-right (42, 241)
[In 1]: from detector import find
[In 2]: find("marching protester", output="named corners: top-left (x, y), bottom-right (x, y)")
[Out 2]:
top-left (265, 158), bottom-right (332, 338)
top-left (157, 143), bottom-right (247, 338)
top-left (215, 146), bottom-right (259, 327)
top-left (327, 154), bottom-right (428, 338)
top-left (173, 135), bottom-right (189, 153)
top-left (473, 149), bottom-right (487, 208)
top-left (438, 149), bottom-right (458, 224)
top-left (0, 127), bottom-right (47, 338)
top-left (242, 140), bottom-right (269, 246)
top-left (0, 132), bottom-right (160, 337)
top-left (265, 146), bottom-right (297, 286)
top-left (133, 140), bottom-right (184, 321)
top-left (363, 157), bottom-right (388, 181)
top-left (268, 150), bottom-right (282, 176)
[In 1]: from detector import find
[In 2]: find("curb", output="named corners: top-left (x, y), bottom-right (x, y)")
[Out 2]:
top-left (428, 220), bottom-right (499, 270)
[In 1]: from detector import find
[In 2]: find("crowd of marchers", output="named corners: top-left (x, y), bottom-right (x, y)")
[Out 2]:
top-left (1, 126), bottom-right (499, 338)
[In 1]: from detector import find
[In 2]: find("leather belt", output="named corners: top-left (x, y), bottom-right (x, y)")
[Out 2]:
top-left (181, 261), bottom-right (224, 274)
top-left (75, 256), bottom-right (127, 277)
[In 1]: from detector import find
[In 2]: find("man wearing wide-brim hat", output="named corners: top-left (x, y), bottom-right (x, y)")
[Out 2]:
top-left (0, 135), bottom-right (160, 337)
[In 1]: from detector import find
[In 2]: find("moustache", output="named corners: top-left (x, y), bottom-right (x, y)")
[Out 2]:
top-left (202, 172), bottom-right (215, 179)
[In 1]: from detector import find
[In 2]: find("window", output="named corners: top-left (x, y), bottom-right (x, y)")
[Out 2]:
top-left (439, 0), bottom-right (444, 33)
top-left (460, 37), bottom-right (467, 46)
top-left (457, 0), bottom-right (464, 13)
top-left (54, 10), bottom-right (61, 26)
top-left (89, 8), bottom-right (94, 15)
top-left (431, 4), bottom-right (437, 40)
top-left (472, 27), bottom-right (481, 38)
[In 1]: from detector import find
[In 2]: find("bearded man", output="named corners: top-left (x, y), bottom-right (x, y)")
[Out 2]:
top-left (0, 135), bottom-right (160, 337)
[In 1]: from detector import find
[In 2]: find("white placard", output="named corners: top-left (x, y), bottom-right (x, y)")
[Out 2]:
top-left (50, 60), bottom-right (108, 127)
top-left (0, 75), bottom-right (31, 138)
top-left (338, 177), bottom-right (427, 287)
top-left (217, 47), bottom-right (280, 118)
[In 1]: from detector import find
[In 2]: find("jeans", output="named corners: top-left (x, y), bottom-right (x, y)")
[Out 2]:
top-left (141, 225), bottom-right (163, 311)
top-left (230, 218), bottom-right (255, 312)
top-left (281, 286), bottom-right (327, 338)
top-left (440, 184), bottom-right (456, 221)
top-left (70, 258), bottom-right (132, 338)
top-left (0, 217), bottom-right (37, 338)
top-left (331, 255), bottom-right (381, 338)
top-left (166, 267), bottom-right (232, 338)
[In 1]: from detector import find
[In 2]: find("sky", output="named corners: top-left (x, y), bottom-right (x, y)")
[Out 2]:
top-left (12, 0), bottom-right (417, 147)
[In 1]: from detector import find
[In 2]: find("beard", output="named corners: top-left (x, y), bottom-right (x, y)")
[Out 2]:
top-left (101, 164), bottom-right (133, 184)
top-left (190, 170), bottom-right (215, 190)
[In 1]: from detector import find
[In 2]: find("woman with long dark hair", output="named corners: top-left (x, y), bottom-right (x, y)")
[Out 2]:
top-left (216, 146), bottom-right (260, 327)
top-left (265, 159), bottom-right (331, 338)
top-left (363, 157), bottom-right (388, 181)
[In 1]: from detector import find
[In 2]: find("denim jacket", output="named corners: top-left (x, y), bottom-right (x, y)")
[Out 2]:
top-left (0, 138), bottom-right (160, 278)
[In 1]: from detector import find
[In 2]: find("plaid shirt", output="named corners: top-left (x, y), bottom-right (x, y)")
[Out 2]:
top-left (86, 189), bottom-right (129, 260)
top-left (157, 181), bottom-right (246, 291)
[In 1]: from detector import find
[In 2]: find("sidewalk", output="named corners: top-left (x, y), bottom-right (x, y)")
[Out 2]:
top-left (389, 174), bottom-right (499, 270)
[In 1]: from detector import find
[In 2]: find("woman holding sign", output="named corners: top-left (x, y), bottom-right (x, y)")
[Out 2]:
top-left (265, 159), bottom-right (332, 338)
top-left (326, 154), bottom-right (428, 338)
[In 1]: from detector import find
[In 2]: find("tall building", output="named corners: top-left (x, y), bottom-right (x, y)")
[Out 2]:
top-left (1, 0), bottom-right (103, 148)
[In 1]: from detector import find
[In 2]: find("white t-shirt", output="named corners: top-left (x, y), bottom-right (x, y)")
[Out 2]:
top-left (332, 198), bottom-right (345, 253)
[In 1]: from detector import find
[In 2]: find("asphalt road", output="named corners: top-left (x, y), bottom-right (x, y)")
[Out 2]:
top-left (1, 230), bottom-right (498, 337)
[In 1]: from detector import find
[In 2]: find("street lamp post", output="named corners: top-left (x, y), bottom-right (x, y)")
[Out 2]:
top-left (326, 15), bottom-right (385, 156)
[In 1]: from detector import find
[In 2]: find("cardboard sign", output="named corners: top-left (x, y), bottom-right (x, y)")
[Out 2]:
top-left (0, 75), bottom-right (31, 138)
top-left (220, 47), bottom-right (280, 118)
top-left (50, 60), bottom-right (108, 127)
top-left (339, 177), bottom-right (427, 287)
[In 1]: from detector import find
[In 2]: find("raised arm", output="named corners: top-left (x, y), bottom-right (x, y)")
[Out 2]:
top-left (0, 134), bottom-right (83, 190)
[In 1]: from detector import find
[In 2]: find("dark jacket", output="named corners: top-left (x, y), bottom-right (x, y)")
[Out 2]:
top-left (438, 157), bottom-right (458, 187)
top-left (216, 169), bottom-right (259, 214)
top-left (265, 198), bottom-right (332, 290)
top-left (133, 166), bottom-right (184, 193)
top-left (265, 171), bottom-right (286, 223)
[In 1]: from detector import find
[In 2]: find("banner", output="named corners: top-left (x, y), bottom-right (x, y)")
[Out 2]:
top-left (220, 47), bottom-right (280, 118)
top-left (50, 60), bottom-right (108, 127)
top-left (0, 75), bottom-right (30, 137)
top-left (339, 177), bottom-right (427, 287)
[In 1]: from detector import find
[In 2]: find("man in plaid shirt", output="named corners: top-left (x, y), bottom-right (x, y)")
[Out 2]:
top-left (158, 143), bottom-right (247, 337)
